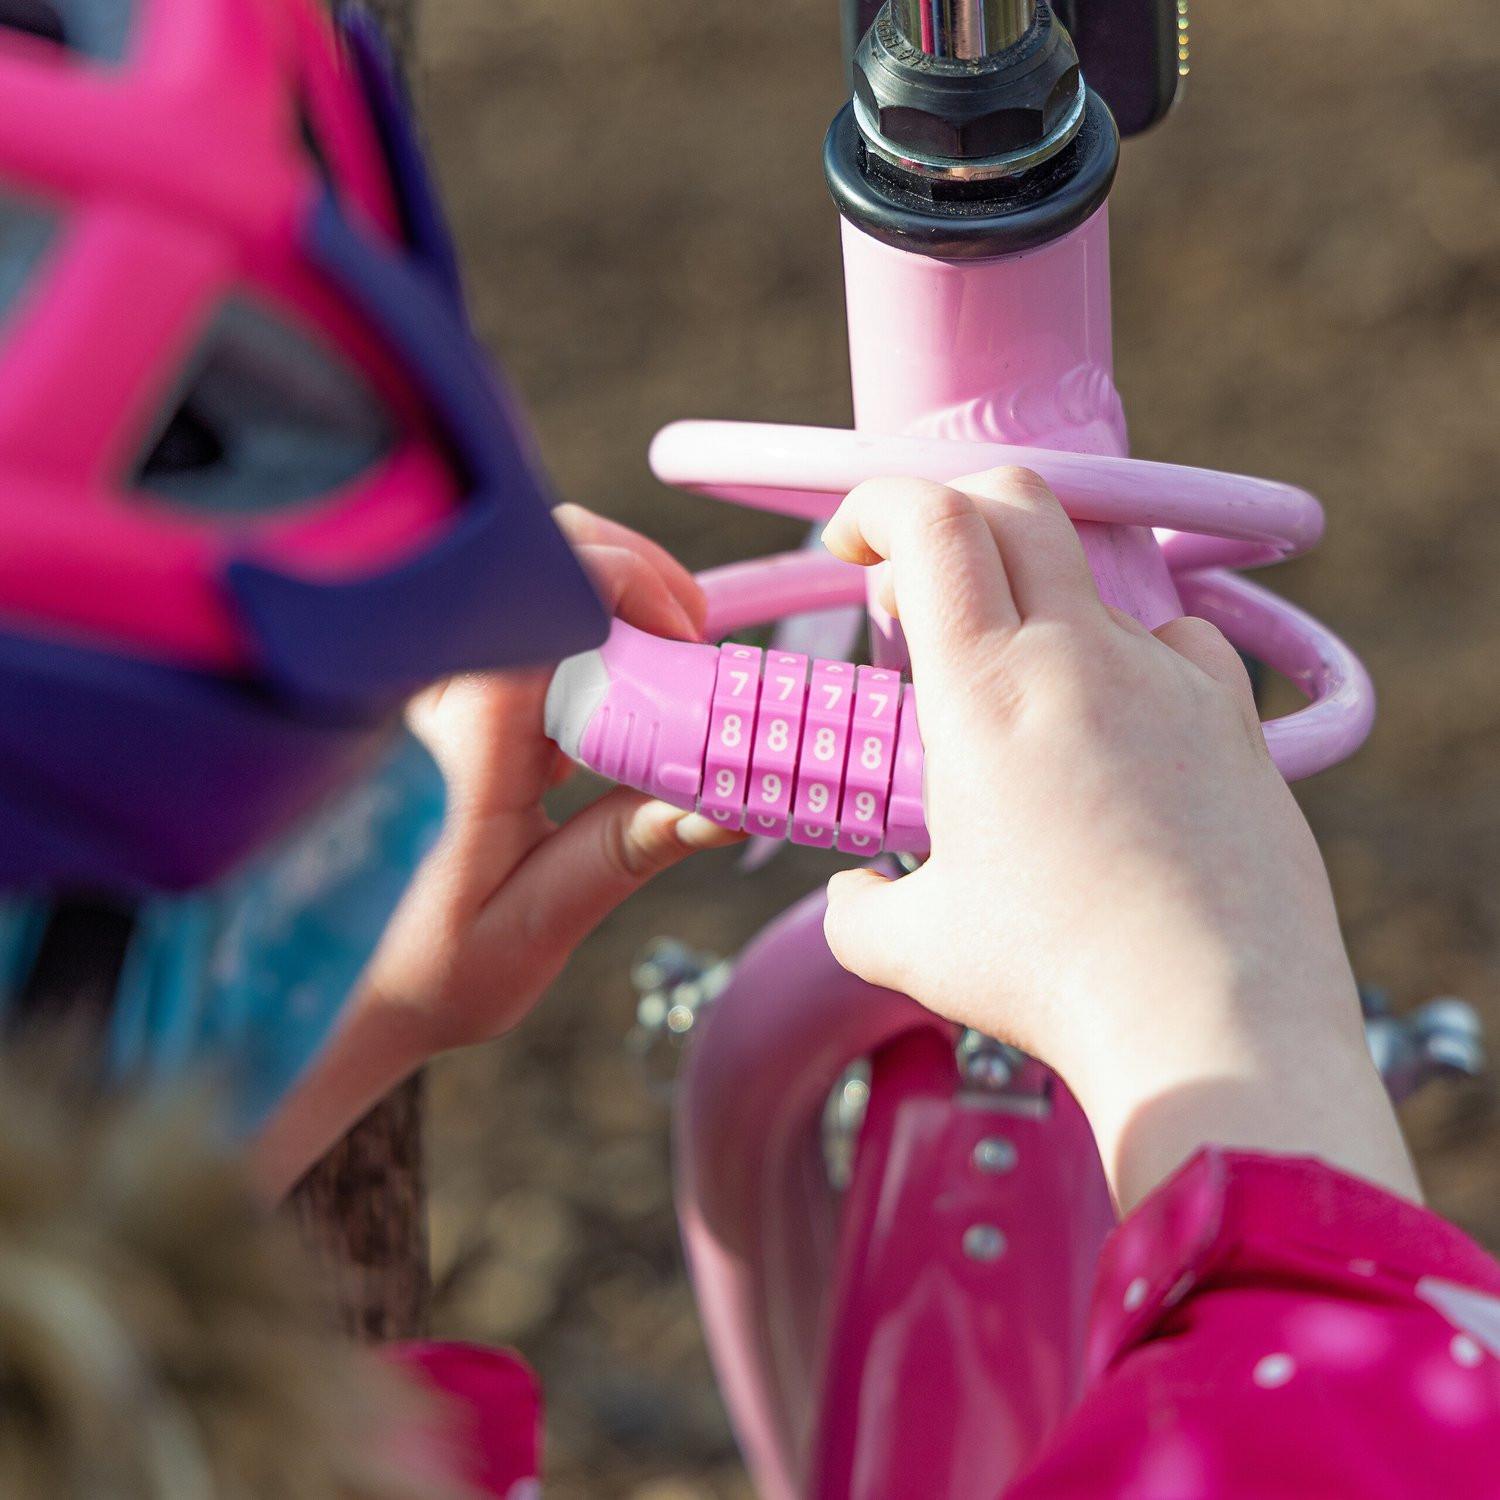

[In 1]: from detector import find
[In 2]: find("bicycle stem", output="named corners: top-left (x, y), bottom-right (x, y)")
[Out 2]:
top-left (834, 2), bottom-right (1173, 660)
top-left (840, 211), bottom-right (1182, 674)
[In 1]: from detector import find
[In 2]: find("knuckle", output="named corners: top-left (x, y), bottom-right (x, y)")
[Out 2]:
top-left (956, 466), bottom-right (1064, 518)
top-left (822, 907), bottom-right (860, 972)
top-left (578, 539), bottom-right (621, 572)
top-left (604, 809), bottom-right (659, 881)
top-left (1168, 613), bottom-right (1215, 641)
top-left (1176, 613), bottom-right (1225, 643)
top-left (915, 484), bottom-right (978, 523)
top-left (822, 873), bottom-right (862, 931)
top-left (609, 549), bottom-right (652, 591)
top-left (966, 465), bottom-right (1058, 509)
top-left (988, 464), bottom-right (1051, 496)
top-left (1194, 621), bottom-right (1245, 668)
top-left (904, 486), bottom-right (981, 545)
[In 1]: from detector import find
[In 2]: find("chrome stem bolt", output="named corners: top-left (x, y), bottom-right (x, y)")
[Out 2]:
top-left (963, 1224), bottom-right (1008, 1261)
top-left (973, 1137), bottom-right (1018, 1174)
top-left (958, 1030), bottom-right (1023, 1090)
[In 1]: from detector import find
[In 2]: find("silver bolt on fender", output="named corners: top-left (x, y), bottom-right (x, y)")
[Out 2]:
top-left (1362, 988), bottom-right (1486, 1105)
top-left (963, 1223), bottom-right (1008, 1261)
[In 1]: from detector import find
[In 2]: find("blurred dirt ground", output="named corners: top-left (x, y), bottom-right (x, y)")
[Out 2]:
top-left (410, 2), bottom-right (1500, 1494)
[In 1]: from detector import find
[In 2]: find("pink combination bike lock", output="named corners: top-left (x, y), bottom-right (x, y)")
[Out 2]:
top-left (548, 623), bottom-right (929, 854)
top-left (544, 416), bottom-right (1365, 859)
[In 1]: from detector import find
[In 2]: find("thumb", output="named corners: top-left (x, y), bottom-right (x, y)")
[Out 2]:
top-left (1154, 614), bottom-right (1262, 731)
top-left (486, 791), bottom-right (741, 967)
top-left (823, 866), bottom-right (922, 995)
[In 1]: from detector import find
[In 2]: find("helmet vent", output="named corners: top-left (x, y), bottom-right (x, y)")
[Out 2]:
top-left (0, 0), bottom-right (133, 61)
top-left (0, 193), bottom-right (55, 328)
top-left (0, 0), bottom-right (66, 47)
top-left (134, 300), bottom-right (393, 516)
top-left (142, 399), bottom-right (226, 481)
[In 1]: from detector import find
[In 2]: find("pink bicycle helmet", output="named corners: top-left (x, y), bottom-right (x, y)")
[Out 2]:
top-left (0, 0), bottom-right (607, 891)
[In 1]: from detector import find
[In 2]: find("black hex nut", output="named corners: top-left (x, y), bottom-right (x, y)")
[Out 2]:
top-left (854, 3), bottom-right (1081, 163)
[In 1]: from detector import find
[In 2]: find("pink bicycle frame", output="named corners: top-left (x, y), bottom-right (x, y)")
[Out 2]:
top-left (656, 204), bottom-right (1375, 1498)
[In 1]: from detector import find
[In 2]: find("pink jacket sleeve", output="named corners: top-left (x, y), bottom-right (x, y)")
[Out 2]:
top-left (1009, 1149), bottom-right (1500, 1499)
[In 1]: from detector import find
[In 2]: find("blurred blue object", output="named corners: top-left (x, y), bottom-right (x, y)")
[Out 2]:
top-left (0, 731), bottom-right (445, 1134)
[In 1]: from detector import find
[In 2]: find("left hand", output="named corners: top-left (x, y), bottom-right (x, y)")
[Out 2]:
top-left (367, 503), bottom-right (740, 1057)
top-left (254, 508), bottom-right (739, 1197)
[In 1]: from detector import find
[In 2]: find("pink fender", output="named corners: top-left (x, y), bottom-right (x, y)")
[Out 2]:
top-left (808, 1036), bottom-right (1113, 1499)
top-left (675, 889), bottom-right (1115, 1500)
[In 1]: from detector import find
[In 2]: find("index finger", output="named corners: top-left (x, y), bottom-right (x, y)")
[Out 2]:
top-left (555, 504), bottom-right (707, 638)
top-left (823, 477), bottom-right (1017, 692)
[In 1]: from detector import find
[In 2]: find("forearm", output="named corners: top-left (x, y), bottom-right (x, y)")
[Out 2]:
top-left (250, 991), bottom-right (427, 1201)
top-left (1075, 1005), bottom-right (1421, 1213)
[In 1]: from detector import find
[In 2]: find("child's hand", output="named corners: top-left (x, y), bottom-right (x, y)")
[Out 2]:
top-left (253, 507), bottom-right (737, 1195)
top-left (365, 504), bottom-right (740, 1056)
top-left (821, 469), bottom-right (1417, 1211)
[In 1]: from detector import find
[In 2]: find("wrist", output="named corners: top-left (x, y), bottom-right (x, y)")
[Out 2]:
top-left (1068, 1014), bottom-right (1419, 1214)
top-left (249, 992), bottom-right (429, 1201)
top-left (346, 973), bottom-right (445, 1067)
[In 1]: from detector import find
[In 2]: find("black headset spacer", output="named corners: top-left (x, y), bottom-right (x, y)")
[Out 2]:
top-left (823, 90), bottom-right (1120, 260)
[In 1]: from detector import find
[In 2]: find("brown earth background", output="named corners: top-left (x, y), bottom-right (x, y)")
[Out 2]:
top-left (409, 3), bottom-right (1500, 1495)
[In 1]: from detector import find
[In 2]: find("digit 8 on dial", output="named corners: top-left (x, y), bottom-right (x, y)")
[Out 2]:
top-left (836, 666), bottom-right (901, 854)
top-left (699, 643), bottom-right (763, 829)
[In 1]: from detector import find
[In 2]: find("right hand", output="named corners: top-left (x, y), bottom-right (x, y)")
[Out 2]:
top-left (820, 468), bottom-right (1418, 1211)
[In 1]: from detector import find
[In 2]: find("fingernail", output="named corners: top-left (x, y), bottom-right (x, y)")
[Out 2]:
top-left (669, 599), bottom-right (702, 643)
top-left (674, 812), bottom-right (743, 850)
